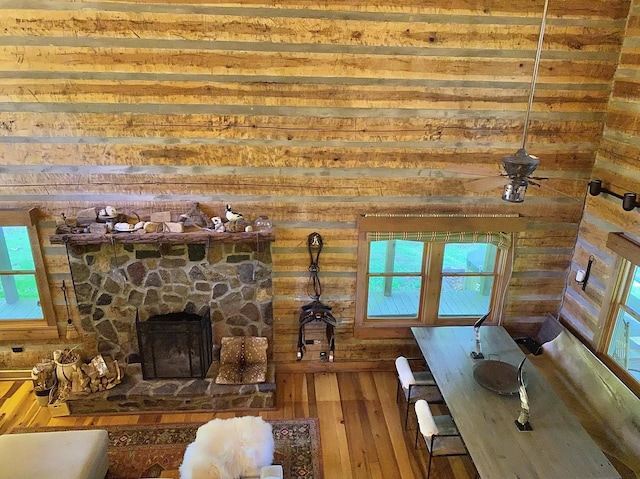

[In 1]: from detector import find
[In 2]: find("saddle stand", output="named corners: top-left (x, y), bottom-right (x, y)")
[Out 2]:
top-left (297, 232), bottom-right (336, 362)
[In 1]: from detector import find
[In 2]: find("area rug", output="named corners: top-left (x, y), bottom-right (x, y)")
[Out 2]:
top-left (13, 418), bottom-right (322, 479)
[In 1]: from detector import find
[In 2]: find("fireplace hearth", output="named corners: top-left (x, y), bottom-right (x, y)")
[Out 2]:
top-left (136, 309), bottom-right (212, 379)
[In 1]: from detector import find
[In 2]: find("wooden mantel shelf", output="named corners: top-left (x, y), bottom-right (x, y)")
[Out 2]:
top-left (49, 229), bottom-right (275, 246)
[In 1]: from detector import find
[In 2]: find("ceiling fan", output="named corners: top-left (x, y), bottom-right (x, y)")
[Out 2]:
top-left (456, 0), bottom-right (551, 203)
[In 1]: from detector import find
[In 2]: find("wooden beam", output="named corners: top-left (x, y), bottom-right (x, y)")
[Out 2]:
top-left (49, 230), bottom-right (275, 246)
top-left (606, 232), bottom-right (640, 265)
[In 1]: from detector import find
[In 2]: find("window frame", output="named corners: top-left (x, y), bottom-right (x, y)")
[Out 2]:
top-left (597, 232), bottom-right (640, 396)
top-left (0, 209), bottom-right (58, 340)
top-left (355, 215), bottom-right (523, 339)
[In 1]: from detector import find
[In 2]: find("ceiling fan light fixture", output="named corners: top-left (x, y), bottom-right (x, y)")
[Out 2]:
top-left (501, 148), bottom-right (540, 178)
top-left (502, 179), bottom-right (528, 203)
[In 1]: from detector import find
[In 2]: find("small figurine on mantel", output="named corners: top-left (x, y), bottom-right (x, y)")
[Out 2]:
top-left (55, 213), bottom-right (85, 234)
top-left (223, 204), bottom-right (251, 232)
top-left (179, 202), bottom-right (213, 229)
top-left (211, 216), bottom-right (226, 233)
top-left (225, 204), bottom-right (244, 222)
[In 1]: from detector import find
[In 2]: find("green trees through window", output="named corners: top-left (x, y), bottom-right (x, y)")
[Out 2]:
top-left (0, 226), bottom-right (44, 320)
top-left (0, 209), bottom-right (58, 340)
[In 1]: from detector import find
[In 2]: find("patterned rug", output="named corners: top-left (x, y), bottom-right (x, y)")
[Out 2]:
top-left (13, 418), bottom-right (322, 479)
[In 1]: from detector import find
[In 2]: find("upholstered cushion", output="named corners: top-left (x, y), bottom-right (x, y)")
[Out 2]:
top-left (395, 356), bottom-right (416, 389)
top-left (0, 429), bottom-right (109, 479)
top-left (216, 336), bottom-right (268, 385)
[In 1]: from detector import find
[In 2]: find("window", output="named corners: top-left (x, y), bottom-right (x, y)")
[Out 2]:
top-left (600, 232), bottom-right (640, 395)
top-left (356, 215), bottom-right (522, 338)
top-left (0, 209), bottom-right (58, 340)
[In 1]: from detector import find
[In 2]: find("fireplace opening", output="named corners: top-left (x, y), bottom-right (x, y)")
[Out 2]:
top-left (136, 308), bottom-right (212, 379)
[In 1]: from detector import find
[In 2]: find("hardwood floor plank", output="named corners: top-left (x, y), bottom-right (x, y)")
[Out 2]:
top-left (0, 372), bottom-right (478, 479)
top-left (372, 371), bottom-right (422, 479)
top-left (294, 373), bottom-right (309, 418)
top-left (361, 372), bottom-right (405, 478)
top-left (27, 403), bottom-right (54, 427)
top-left (184, 412), bottom-right (216, 423)
top-left (0, 381), bottom-right (33, 434)
top-left (305, 372), bottom-right (318, 419)
top-left (315, 372), bottom-right (354, 479)
top-left (137, 413), bottom-right (163, 424)
top-left (338, 372), bottom-right (371, 478)
top-left (280, 372), bottom-right (297, 419)
top-left (0, 380), bottom-right (17, 400)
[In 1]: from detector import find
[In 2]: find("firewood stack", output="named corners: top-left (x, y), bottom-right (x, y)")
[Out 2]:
top-left (65, 355), bottom-right (123, 395)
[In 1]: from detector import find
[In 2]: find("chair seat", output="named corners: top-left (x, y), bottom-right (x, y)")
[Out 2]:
top-left (428, 435), bottom-right (467, 456)
top-left (433, 414), bottom-right (459, 436)
top-left (415, 399), bottom-right (469, 479)
top-left (413, 370), bottom-right (437, 386)
top-left (402, 384), bottom-right (443, 403)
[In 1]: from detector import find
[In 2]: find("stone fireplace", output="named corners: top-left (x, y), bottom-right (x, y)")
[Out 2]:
top-left (65, 239), bottom-right (273, 367)
top-left (136, 309), bottom-right (213, 379)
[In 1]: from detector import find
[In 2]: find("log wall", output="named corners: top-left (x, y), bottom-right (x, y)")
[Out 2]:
top-left (561, 0), bottom-right (640, 344)
top-left (0, 0), bottom-right (632, 367)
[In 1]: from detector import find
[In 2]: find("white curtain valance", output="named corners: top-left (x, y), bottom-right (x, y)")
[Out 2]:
top-left (361, 214), bottom-right (518, 250)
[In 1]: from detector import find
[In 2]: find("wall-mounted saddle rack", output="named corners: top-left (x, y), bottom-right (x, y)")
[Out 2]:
top-left (297, 232), bottom-right (336, 362)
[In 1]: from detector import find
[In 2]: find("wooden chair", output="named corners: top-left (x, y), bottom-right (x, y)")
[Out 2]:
top-left (395, 356), bottom-right (443, 429)
top-left (414, 399), bottom-right (468, 479)
top-left (514, 313), bottom-right (563, 355)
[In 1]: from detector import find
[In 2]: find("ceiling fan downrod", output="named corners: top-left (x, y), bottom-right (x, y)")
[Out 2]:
top-left (502, 0), bottom-right (550, 203)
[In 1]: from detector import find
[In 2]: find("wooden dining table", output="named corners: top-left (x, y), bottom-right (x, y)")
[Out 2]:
top-left (411, 325), bottom-right (621, 479)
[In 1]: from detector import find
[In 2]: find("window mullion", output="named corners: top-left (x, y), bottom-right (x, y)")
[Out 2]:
top-left (423, 243), bottom-right (443, 324)
top-left (619, 303), bottom-right (640, 323)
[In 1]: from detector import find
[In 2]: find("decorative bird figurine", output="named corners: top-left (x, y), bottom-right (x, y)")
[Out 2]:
top-left (225, 204), bottom-right (244, 222)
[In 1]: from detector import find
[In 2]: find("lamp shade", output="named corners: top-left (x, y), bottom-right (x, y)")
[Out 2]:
top-left (502, 179), bottom-right (528, 203)
top-left (502, 148), bottom-right (540, 178)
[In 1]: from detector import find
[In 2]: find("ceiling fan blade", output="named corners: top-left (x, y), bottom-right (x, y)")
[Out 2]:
top-left (442, 164), bottom-right (502, 177)
top-left (535, 181), bottom-right (582, 201)
top-left (465, 176), bottom-right (506, 192)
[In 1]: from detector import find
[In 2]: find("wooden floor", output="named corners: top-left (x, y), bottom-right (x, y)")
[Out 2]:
top-left (0, 371), bottom-right (477, 479)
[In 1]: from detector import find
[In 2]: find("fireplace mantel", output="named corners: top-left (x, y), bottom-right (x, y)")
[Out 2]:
top-left (49, 230), bottom-right (275, 246)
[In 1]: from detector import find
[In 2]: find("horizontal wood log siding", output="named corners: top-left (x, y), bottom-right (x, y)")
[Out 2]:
top-left (560, 0), bottom-right (640, 346)
top-left (0, 0), bottom-right (632, 364)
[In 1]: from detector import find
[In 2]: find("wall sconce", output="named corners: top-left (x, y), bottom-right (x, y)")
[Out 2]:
top-left (576, 255), bottom-right (594, 291)
top-left (589, 180), bottom-right (640, 211)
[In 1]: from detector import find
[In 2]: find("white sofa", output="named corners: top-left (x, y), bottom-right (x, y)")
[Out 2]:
top-left (0, 429), bottom-right (109, 479)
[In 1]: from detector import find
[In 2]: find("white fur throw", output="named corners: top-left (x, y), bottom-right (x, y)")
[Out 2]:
top-left (179, 416), bottom-right (275, 479)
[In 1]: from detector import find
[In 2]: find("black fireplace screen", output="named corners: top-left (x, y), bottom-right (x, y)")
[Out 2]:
top-left (136, 308), bottom-right (212, 379)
